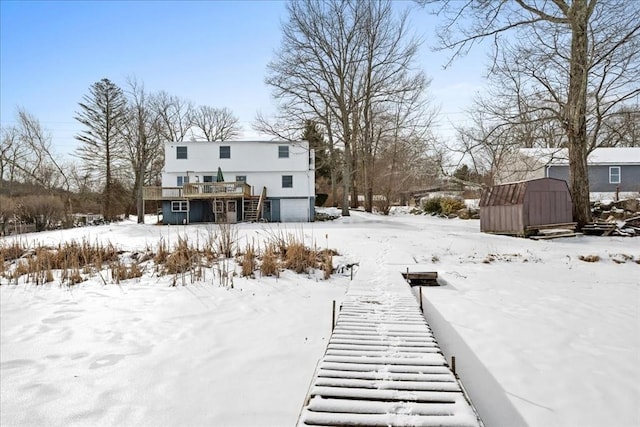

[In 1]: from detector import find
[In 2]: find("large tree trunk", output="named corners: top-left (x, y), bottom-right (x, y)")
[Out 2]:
top-left (350, 155), bottom-right (359, 209)
top-left (331, 165), bottom-right (339, 207)
top-left (136, 163), bottom-right (144, 224)
top-left (105, 146), bottom-right (112, 221)
top-left (342, 141), bottom-right (351, 216)
top-left (567, 1), bottom-right (591, 229)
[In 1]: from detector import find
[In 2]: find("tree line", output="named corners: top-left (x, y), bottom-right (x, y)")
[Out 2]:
top-left (423, 0), bottom-right (639, 226)
top-left (1, 78), bottom-right (241, 232)
top-left (260, 0), bottom-right (638, 225)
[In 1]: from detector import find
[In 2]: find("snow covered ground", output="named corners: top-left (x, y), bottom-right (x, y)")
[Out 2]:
top-left (1, 210), bottom-right (639, 427)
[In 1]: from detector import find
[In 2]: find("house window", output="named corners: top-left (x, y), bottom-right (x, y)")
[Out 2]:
top-left (220, 146), bottom-right (230, 159)
top-left (203, 175), bottom-right (214, 183)
top-left (171, 201), bottom-right (188, 212)
top-left (282, 175), bottom-right (293, 188)
top-left (177, 176), bottom-right (189, 186)
top-left (609, 166), bottom-right (621, 184)
top-left (176, 146), bottom-right (187, 159)
top-left (278, 145), bottom-right (289, 158)
top-left (236, 175), bottom-right (247, 182)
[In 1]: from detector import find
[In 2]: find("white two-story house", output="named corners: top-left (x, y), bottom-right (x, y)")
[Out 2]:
top-left (143, 140), bottom-right (316, 224)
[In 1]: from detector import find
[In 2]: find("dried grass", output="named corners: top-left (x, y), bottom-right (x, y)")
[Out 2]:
top-left (2, 223), bottom-right (339, 285)
top-left (260, 244), bottom-right (279, 277)
top-left (241, 243), bottom-right (257, 278)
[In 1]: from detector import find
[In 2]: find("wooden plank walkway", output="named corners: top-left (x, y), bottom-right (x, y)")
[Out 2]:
top-left (298, 283), bottom-right (481, 427)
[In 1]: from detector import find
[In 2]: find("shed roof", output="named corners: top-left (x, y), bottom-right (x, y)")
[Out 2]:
top-left (480, 181), bottom-right (527, 207)
top-left (479, 177), bottom-right (569, 207)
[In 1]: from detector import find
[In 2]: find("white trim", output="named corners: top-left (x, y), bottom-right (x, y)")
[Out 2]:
top-left (609, 166), bottom-right (621, 184)
top-left (171, 201), bottom-right (188, 212)
top-left (278, 145), bottom-right (289, 158)
top-left (176, 146), bottom-right (188, 159)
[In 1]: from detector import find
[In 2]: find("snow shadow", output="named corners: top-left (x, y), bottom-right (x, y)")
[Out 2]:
top-left (418, 291), bottom-right (528, 427)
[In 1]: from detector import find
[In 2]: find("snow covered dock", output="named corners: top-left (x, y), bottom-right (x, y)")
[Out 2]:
top-left (298, 281), bottom-right (481, 426)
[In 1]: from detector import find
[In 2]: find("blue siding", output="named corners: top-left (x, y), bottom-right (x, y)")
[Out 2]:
top-left (162, 201), bottom-right (187, 225)
top-left (162, 197), bottom-right (316, 224)
top-left (309, 197), bottom-right (316, 221)
top-left (547, 164), bottom-right (640, 192)
top-left (261, 201), bottom-right (272, 222)
top-left (162, 200), bottom-right (213, 224)
top-left (271, 199), bottom-right (281, 222)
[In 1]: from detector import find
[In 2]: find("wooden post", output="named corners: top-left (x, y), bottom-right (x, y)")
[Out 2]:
top-left (451, 356), bottom-right (456, 376)
top-left (331, 300), bottom-right (336, 332)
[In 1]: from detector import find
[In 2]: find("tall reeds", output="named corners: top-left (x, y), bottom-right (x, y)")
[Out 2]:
top-left (0, 224), bottom-right (338, 286)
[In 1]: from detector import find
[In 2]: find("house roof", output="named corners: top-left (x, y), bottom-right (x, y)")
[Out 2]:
top-left (585, 147), bottom-right (640, 165)
top-left (519, 147), bottom-right (640, 165)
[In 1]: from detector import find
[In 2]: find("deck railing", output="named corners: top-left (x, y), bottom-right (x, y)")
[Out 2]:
top-left (143, 182), bottom-right (252, 200)
top-left (143, 187), bottom-right (183, 200)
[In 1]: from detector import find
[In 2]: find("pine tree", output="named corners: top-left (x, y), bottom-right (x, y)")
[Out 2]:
top-left (302, 120), bottom-right (331, 181)
top-left (75, 78), bottom-right (127, 221)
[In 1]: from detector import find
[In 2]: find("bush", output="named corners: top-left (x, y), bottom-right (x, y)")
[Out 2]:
top-left (421, 196), bottom-right (466, 216)
top-left (422, 197), bottom-right (442, 214)
top-left (15, 195), bottom-right (65, 231)
top-left (315, 193), bottom-right (328, 207)
top-left (440, 197), bottom-right (466, 215)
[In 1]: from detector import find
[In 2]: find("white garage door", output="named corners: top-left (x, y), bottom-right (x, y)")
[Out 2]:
top-left (280, 199), bottom-right (310, 222)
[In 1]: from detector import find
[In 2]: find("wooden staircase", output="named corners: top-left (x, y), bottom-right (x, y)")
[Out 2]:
top-left (244, 198), bottom-right (260, 222)
top-left (244, 186), bottom-right (266, 222)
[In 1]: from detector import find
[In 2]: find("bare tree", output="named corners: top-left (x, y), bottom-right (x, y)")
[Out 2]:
top-left (266, 0), bottom-right (432, 215)
top-left (152, 91), bottom-right (195, 143)
top-left (75, 78), bottom-right (128, 221)
top-left (0, 109), bottom-right (74, 225)
top-left (0, 195), bottom-right (16, 235)
top-left (0, 126), bottom-right (26, 192)
top-left (454, 107), bottom-right (521, 186)
top-left (15, 109), bottom-right (68, 191)
top-left (599, 103), bottom-right (639, 147)
top-left (122, 78), bottom-right (167, 223)
top-left (354, 1), bottom-right (433, 212)
top-left (191, 106), bottom-right (240, 141)
top-left (266, 0), bottom-right (367, 216)
top-left (424, 0), bottom-right (640, 227)
top-left (15, 195), bottom-right (64, 232)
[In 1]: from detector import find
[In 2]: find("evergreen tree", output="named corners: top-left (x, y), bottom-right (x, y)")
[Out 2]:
top-left (75, 78), bottom-right (127, 221)
top-left (302, 120), bottom-right (331, 181)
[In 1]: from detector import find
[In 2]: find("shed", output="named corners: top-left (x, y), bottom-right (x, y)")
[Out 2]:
top-left (479, 178), bottom-right (573, 235)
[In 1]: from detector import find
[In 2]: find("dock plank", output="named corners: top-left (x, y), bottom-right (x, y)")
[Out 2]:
top-left (298, 280), bottom-right (482, 426)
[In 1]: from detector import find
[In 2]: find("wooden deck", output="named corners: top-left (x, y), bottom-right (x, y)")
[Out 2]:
top-left (143, 182), bottom-right (252, 201)
top-left (298, 283), bottom-right (481, 427)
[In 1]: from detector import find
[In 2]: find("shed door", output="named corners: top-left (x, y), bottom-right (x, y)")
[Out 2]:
top-left (528, 191), bottom-right (569, 225)
top-left (280, 199), bottom-right (309, 222)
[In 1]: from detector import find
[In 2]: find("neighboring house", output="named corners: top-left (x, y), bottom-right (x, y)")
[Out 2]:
top-left (497, 147), bottom-right (640, 194)
top-left (143, 140), bottom-right (316, 224)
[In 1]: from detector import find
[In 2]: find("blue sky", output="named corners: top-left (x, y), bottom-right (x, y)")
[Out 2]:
top-left (1, 0), bottom-right (488, 158)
